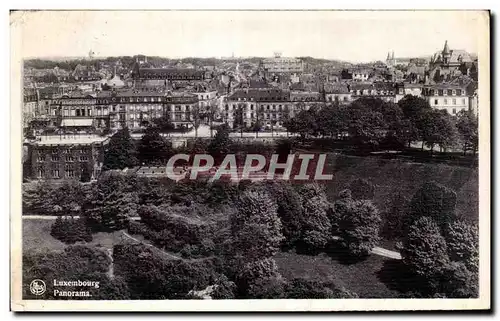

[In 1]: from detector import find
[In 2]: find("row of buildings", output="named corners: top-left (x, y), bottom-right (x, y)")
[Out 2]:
top-left (22, 42), bottom-right (479, 181)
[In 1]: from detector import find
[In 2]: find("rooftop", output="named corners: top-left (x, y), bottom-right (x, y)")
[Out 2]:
top-left (31, 135), bottom-right (110, 146)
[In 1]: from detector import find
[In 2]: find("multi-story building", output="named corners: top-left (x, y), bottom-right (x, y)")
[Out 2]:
top-left (349, 82), bottom-right (397, 103)
top-left (25, 135), bottom-right (109, 181)
top-left (49, 89), bottom-right (200, 132)
top-left (324, 83), bottom-right (352, 104)
top-left (116, 90), bottom-right (199, 130)
top-left (224, 88), bottom-right (292, 129)
top-left (131, 63), bottom-right (205, 88)
top-left (290, 90), bottom-right (324, 112)
top-left (23, 87), bottom-right (39, 128)
top-left (262, 53), bottom-right (304, 74)
top-left (422, 83), bottom-right (469, 115)
top-left (395, 82), bottom-right (424, 102)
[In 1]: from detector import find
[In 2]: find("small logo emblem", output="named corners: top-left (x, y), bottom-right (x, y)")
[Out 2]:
top-left (29, 279), bottom-right (46, 296)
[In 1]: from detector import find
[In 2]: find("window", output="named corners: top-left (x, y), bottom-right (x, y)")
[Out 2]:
top-left (52, 169), bottom-right (60, 178)
top-left (80, 155), bottom-right (89, 162)
top-left (434, 99), bottom-right (439, 105)
top-left (462, 98), bottom-right (466, 105)
top-left (250, 104), bottom-right (254, 110)
top-left (51, 154), bottom-right (59, 162)
top-left (452, 99), bottom-right (457, 105)
top-left (438, 90), bottom-right (443, 96)
top-left (66, 168), bottom-right (75, 178)
top-left (37, 154), bottom-right (44, 162)
top-left (37, 168), bottom-right (44, 178)
top-left (444, 99), bottom-right (448, 105)
top-left (457, 89), bottom-right (462, 96)
top-left (65, 155), bottom-right (74, 162)
top-left (448, 90), bottom-right (453, 96)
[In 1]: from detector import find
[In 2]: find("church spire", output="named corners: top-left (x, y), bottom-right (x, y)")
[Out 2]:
top-left (443, 40), bottom-right (450, 55)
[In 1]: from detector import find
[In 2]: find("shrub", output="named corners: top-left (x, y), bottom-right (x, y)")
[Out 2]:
top-left (235, 258), bottom-right (282, 297)
top-left (440, 262), bottom-right (478, 298)
top-left (211, 275), bottom-right (237, 299)
top-left (285, 278), bottom-right (358, 299)
top-left (50, 216), bottom-right (93, 244)
top-left (445, 220), bottom-right (479, 273)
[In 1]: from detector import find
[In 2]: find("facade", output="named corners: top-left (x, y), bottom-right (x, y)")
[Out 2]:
top-left (25, 135), bottom-right (109, 181)
top-left (422, 84), bottom-right (469, 115)
top-left (262, 54), bottom-right (304, 74)
top-left (50, 89), bottom-right (199, 131)
top-left (324, 83), bottom-right (352, 104)
top-left (351, 69), bottom-right (371, 82)
top-left (349, 82), bottom-right (397, 103)
top-left (395, 82), bottom-right (423, 102)
top-left (224, 88), bottom-right (292, 129)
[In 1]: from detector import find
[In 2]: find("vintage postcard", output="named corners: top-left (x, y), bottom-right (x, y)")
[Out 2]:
top-left (10, 10), bottom-right (490, 311)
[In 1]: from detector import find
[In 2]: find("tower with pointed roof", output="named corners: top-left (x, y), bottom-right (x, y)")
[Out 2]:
top-left (442, 40), bottom-right (451, 65)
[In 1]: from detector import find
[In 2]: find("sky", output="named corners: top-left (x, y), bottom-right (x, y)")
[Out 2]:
top-left (12, 10), bottom-right (487, 63)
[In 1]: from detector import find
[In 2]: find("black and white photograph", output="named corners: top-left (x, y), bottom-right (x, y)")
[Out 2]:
top-left (10, 10), bottom-right (490, 311)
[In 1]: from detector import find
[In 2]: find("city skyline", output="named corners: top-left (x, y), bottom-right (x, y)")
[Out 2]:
top-left (15, 11), bottom-right (484, 63)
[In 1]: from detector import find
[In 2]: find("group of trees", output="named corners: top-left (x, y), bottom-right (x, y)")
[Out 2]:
top-left (284, 96), bottom-right (478, 155)
top-left (400, 181), bottom-right (479, 298)
top-left (24, 171), bottom-right (478, 299)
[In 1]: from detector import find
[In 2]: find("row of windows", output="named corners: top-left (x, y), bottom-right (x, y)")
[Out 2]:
top-left (233, 96), bottom-right (288, 102)
top-left (36, 168), bottom-right (91, 179)
top-left (225, 104), bottom-right (289, 111)
top-left (433, 98), bottom-right (467, 106)
top-left (140, 74), bottom-right (203, 80)
top-left (224, 113), bottom-right (283, 120)
top-left (37, 155), bottom-right (89, 162)
top-left (428, 89), bottom-right (464, 96)
top-left (96, 97), bottom-right (197, 104)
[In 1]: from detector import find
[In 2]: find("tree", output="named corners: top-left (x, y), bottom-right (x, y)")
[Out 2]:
top-left (382, 192), bottom-right (409, 239)
top-left (398, 95), bottom-right (431, 122)
top-left (138, 126), bottom-right (172, 165)
top-left (336, 199), bottom-right (382, 257)
top-left (83, 172), bottom-right (138, 231)
top-left (235, 258), bottom-right (282, 297)
top-left (418, 109), bottom-right (458, 153)
top-left (406, 181), bottom-right (457, 232)
top-left (401, 217), bottom-right (450, 282)
top-left (273, 182), bottom-right (304, 246)
top-left (208, 124), bottom-right (231, 164)
top-left (152, 116), bottom-right (175, 133)
top-left (103, 127), bottom-right (138, 170)
top-left (456, 110), bottom-right (478, 156)
top-left (296, 184), bottom-right (333, 249)
top-left (50, 216), bottom-right (93, 244)
top-left (211, 275), bottom-right (237, 299)
top-left (346, 100), bottom-right (388, 148)
top-left (231, 191), bottom-right (283, 260)
top-left (445, 220), bottom-right (479, 273)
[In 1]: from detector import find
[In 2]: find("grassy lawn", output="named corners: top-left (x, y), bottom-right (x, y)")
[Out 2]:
top-left (22, 219), bottom-right (126, 252)
top-left (274, 250), bottom-right (403, 298)
top-left (23, 219), bottom-right (66, 252)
